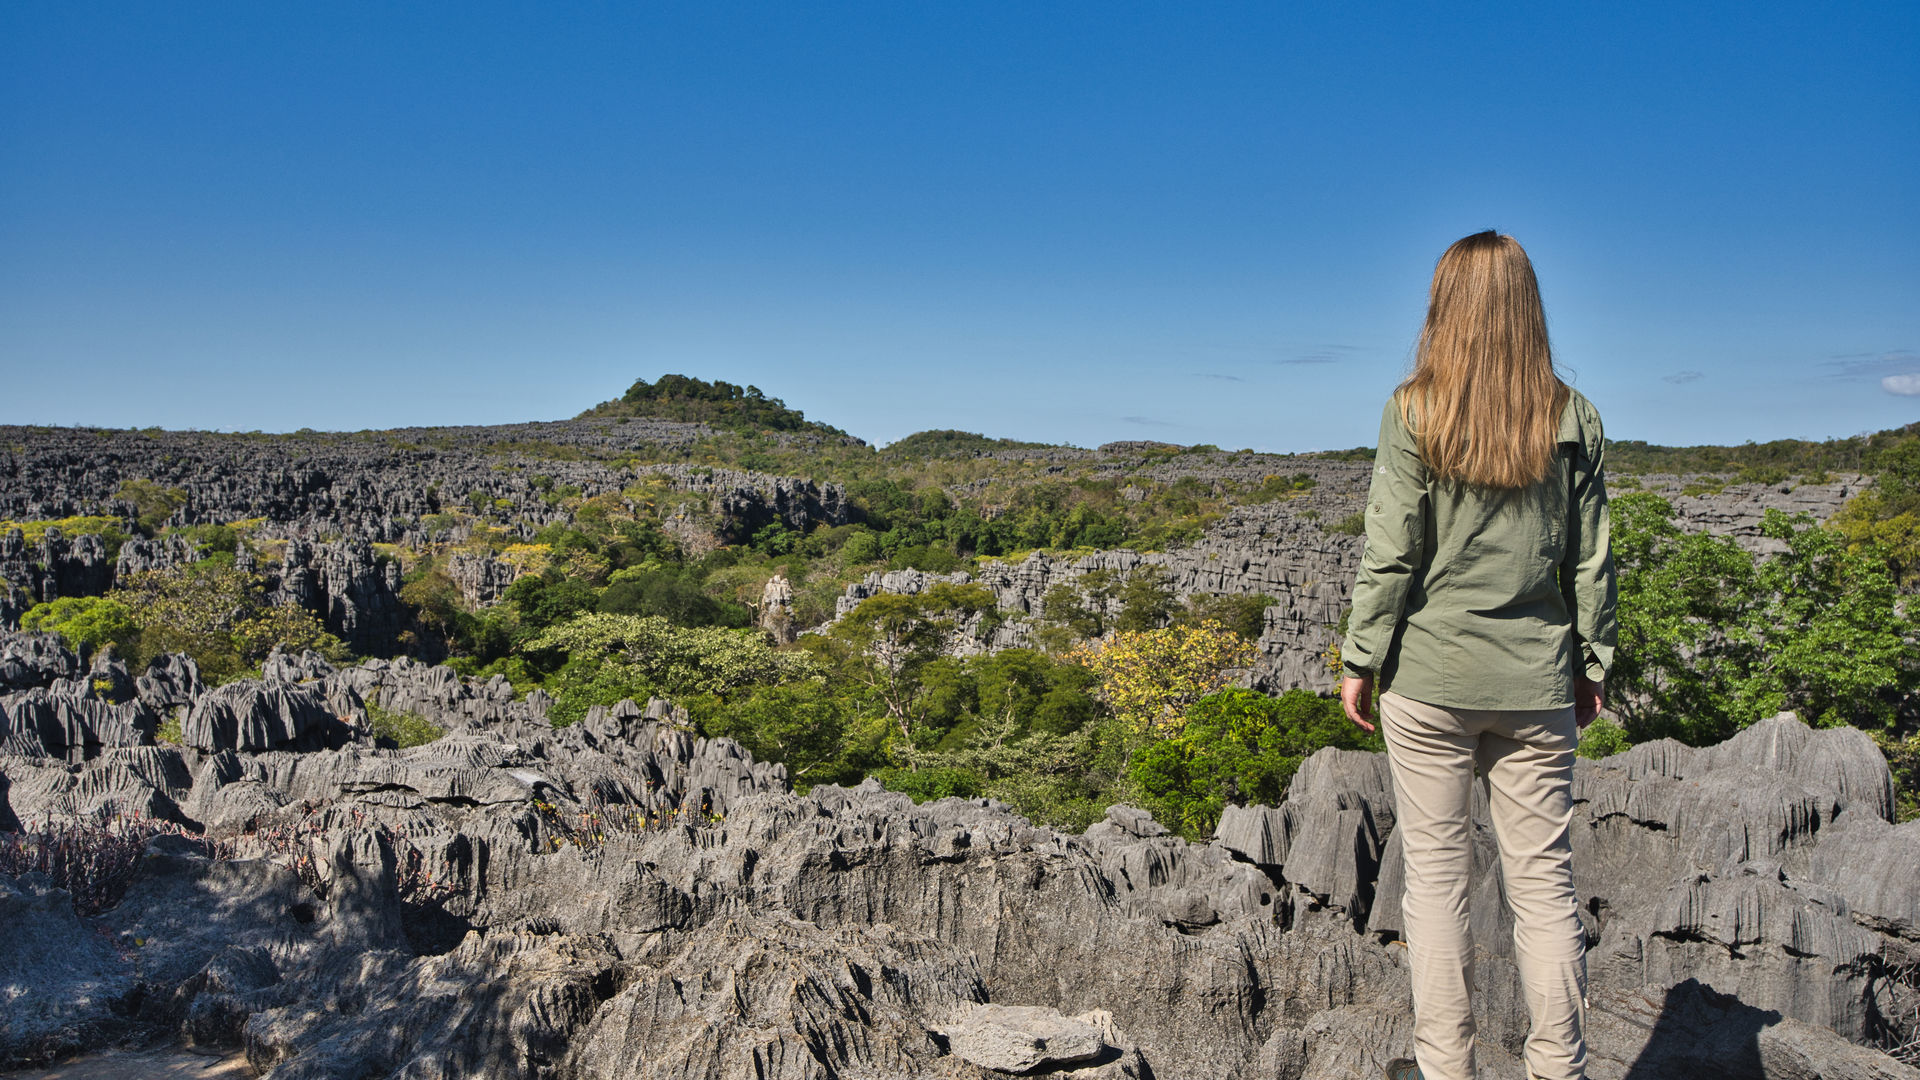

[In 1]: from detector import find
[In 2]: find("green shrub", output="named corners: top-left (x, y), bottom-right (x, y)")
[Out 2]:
top-left (113, 479), bottom-right (188, 535)
top-left (174, 522), bottom-right (239, 557)
top-left (1249, 472), bottom-right (1317, 502)
top-left (109, 561), bottom-right (346, 683)
top-left (21, 596), bottom-right (137, 657)
top-left (533, 611), bottom-right (817, 703)
top-left (1113, 567), bottom-right (1176, 632)
top-left (598, 566), bottom-right (748, 627)
top-left (1611, 493), bottom-right (1918, 742)
top-left (887, 543), bottom-right (962, 573)
top-left (1129, 688), bottom-right (1381, 840)
top-left (1329, 511), bottom-right (1367, 536)
top-left (696, 681), bottom-right (852, 788)
top-left (0, 515), bottom-right (130, 558)
top-left (875, 766), bottom-right (985, 802)
top-left (1875, 731), bottom-right (1920, 823)
top-left (544, 656), bottom-right (657, 728)
top-left (1576, 717), bottom-right (1631, 760)
top-left (365, 702), bottom-right (445, 748)
top-left (1177, 592), bottom-right (1275, 643)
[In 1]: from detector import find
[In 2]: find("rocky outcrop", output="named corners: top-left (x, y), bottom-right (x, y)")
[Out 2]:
top-left (0, 689), bottom-right (156, 763)
top-left (446, 550), bottom-right (520, 607)
top-left (266, 539), bottom-right (407, 656)
top-left (114, 533), bottom-right (201, 577)
top-left (832, 499), bottom-right (1363, 693)
top-left (180, 681), bottom-right (352, 754)
top-left (2, 671), bottom-right (1914, 1079)
top-left (829, 472), bottom-right (1869, 696)
top-left (1632, 474), bottom-right (1868, 553)
top-left (0, 635), bottom-right (158, 762)
top-left (0, 425), bottom-right (853, 553)
top-left (0, 527), bottom-right (113, 627)
top-left (0, 632), bottom-right (84, 693)
top-left (760, 572), bottom-right (796, 644)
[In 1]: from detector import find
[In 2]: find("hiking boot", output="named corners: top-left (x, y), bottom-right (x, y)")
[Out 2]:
top-left (1384, 1058), bottom-right (1423, 1080)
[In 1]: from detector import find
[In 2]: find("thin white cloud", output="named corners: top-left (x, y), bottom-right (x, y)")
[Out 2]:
top-left (1279, 344), bottom-right (1359, 366)
top-left (1193, 373), bottom-right (1245, 382)
top-left (1662, 370), bottom-right (1705, 385)
top-left (1883, 374), bottom-right (1920, 396)
top-left (1826, 350), bottom-right (1919, 380)
top-left (1121, 415), bottom-right (1177, 427)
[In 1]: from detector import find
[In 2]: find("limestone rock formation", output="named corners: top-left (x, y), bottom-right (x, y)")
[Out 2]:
top-left (446, 549), bottom-right (520, 607)
top-left (266, 538), bottom-right (407, 656)
top-left (830, 498), bottom-right (1365, 693)
top-left (0, 424), bottom-right (861, 656)
top-left (1, 647), bottom-right (1914, 1078)
top-left (0, 527), bottom-right (112, 626)
top-left (0, 425), bottom-right (853, 557)
top-left (827, 472), bottom-right (1867, 695)
top-left (760, 572), bottom-right (796, 644)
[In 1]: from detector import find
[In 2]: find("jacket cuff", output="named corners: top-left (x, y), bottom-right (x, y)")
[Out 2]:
top-left (1579, 640), bottom-right (1612, 683)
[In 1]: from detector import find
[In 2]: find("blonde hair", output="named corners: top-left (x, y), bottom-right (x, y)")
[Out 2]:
top-left (1398, 230), bottom-right (1569, 489)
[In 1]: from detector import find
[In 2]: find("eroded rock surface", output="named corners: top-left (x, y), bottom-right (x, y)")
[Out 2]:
top-left (2, 649), bottom-right (1913, 1079)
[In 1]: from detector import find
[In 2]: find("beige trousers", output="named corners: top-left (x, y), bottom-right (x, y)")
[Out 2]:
top-left (1380, 691), bottom-right (1588, 1080)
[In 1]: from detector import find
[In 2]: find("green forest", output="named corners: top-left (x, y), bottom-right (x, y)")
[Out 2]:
top-left (11, 382), bottom-right (1920, 833)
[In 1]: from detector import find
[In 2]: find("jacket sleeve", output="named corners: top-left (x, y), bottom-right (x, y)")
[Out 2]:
top-left (1341, 397), bottom-right (1427, 678)
top-left (1560, 399), bottom-right (1618, 682)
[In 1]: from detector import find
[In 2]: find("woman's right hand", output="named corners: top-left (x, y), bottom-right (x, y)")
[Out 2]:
top-left (1342, 675), bottom-right (1376, 733)
top-left (1575, 677), bottom-right (1604, 728)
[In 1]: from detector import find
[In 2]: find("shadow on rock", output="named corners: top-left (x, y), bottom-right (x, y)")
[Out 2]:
top-left (1618, 980), bottom-right (1777, 1079)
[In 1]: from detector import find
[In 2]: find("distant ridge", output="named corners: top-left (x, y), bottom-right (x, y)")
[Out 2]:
top-left (881, 430), bottom-right (1057, 456)
top-left (579, 374), bottom-right (850, 438)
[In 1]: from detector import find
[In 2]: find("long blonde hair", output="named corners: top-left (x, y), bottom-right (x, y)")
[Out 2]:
top-left (1398, 230), bottom-right (1569, 489)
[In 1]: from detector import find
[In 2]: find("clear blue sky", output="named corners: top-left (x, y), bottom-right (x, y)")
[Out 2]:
top-left (3, 3), bottom-right (1915, 451)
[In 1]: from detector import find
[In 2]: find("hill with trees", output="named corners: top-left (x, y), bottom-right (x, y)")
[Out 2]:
top-left (578, 374), bottom-right (851, 438)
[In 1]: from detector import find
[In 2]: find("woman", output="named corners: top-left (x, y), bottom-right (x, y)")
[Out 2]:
top-left (1339, 230), bottom-right (1616, 1080)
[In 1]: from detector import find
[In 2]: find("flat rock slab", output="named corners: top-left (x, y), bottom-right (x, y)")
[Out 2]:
top-left (942, 1003), bottom-right (1112, 1074)
top-left (0, 1050), bottom-right (251, 1079)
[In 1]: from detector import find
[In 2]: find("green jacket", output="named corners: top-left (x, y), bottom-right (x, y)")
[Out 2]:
top-left (1340, 389), bottom-right (1617, 710)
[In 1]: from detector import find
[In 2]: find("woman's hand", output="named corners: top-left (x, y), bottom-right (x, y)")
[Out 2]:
top-left (1342, 675), bottom-right (1376, 733)
top-left (1575, 677), bottom-right (1604, 728)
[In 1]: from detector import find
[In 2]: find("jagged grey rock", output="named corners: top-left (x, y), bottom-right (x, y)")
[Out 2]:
top-left (2, 654), bottom-right (1915, 1078)
top-left (0, 631), bottom-right (83, 693)
top-left (938, 1003), bottom-right (1114, 1073)
top-left (181, 681), bottom-right (350, 754)
top-left (826, 475), bottom-right (1867, 696)
top-left (445, 549), bottom-right (519, 607)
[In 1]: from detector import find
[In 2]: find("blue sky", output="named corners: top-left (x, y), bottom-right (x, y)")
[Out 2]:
top-left (3, 3), bottom-right (1915, 451)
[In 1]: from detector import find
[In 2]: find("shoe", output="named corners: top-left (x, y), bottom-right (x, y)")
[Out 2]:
top-left (1384, 1058), bottom-right (1423, 1080)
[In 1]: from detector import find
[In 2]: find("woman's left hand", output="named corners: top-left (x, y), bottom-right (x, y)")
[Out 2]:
top-left (1341, 675), bottom-right (1376, 733)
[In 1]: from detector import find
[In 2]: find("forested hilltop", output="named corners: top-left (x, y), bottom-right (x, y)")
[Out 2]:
top-left (3, 375), bottom-right (1917, 831)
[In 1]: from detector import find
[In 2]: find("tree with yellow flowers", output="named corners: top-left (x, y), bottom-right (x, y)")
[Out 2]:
top-left (1067, 620), bottom-right (1256, 739)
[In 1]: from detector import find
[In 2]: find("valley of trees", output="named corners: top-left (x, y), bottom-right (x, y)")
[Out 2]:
top-left (8, 379), bottom-right (1919, 831)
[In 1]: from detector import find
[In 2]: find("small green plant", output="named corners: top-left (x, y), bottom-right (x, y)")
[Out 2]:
top-left (1576, 717), bottom-right (1631, 760)
top-left (365, 702), bottom-right (445, 748)
top-left (1329, 511), bottom-right (1367, 536)
top-left (1680, 478), bottom-right (1728, 497)
top-left (155, 712), bottom-right (184, 746)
